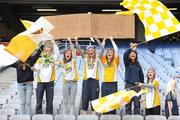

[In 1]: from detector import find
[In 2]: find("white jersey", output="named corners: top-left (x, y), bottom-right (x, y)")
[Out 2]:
top-left (63, 61), bottom-right (75, 81)
top-left (83, 57), bottom-right (99, 80)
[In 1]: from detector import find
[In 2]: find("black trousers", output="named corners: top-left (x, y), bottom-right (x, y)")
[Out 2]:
top-left (101, 82), bottom-right (118, 114)
top-left (145, 105), bottom-right (161, 115)
top-left (35, 81), bottom-right (54, 114)
top-left (125, 83), bottom-right (141, 115)
top-left (82, 78), bottom-right (99, 111)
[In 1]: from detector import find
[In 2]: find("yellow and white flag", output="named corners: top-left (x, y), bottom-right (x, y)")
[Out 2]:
top-left (0, 44), bottom-right (18, 67)
top-left (4, 17), bottom-right (54, 62)
top-left (91, 89), bottom-right (148, 113)
top-left (120, 0), bottom-right (180, 41)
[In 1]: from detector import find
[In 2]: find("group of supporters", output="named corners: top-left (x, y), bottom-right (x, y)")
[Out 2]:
top-left (6, 37), bottom-right (179, 119)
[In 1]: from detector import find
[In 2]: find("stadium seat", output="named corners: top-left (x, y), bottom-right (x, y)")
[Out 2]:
top-left (0, 115), bottom-right (7, 120)
top-left (100, 115), bottom-right (120, 120)
top-left (32, 114), bottom-right (53, 120)
top-left (168, 116), bottom-right (180, 120)
top-left (146, 115), bottom-right (166, 120)
top-left (122, 115), bottom-right (143, 120)
top-left (55, 115), bottom-right (75, 120)
top-left (78, 115), bottom-right (98, 120)
top-left (9, 115), bottom-right (30, 120)
top-left (0, 109), bottom-right (16, 116)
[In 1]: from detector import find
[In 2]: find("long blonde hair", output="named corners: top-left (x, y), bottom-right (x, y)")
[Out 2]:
top-left (165, 79), bottom-right (177, 98)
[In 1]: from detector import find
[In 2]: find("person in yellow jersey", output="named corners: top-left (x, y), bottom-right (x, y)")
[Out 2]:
top-left (75, 37), bottom-right (104, 114)
top-left (139, 68), bottom-right (160, 115)
top-left (58, 38), bottom-right (78, 115)
top-left (101, 37), bottom-right (120, 114)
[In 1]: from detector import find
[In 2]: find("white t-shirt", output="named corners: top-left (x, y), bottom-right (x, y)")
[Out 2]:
top-left (63, 60), bottom-right (76, 81)
top-left (84, 58), bottom-right (99, 79)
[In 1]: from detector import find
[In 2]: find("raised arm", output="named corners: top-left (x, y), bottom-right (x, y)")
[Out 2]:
top-left (75, 37), bottom-right (85, 58)
top-left (93, 37), bottom-right (105, 59)
top-left (110, 37), bottom-right (118, 54)
top-left (68, 38), bottom-right (76, 58)
top-left (51, 40), bottom-right (60, 61)
top-left (123, 42), bottom-right (137, 67)
top-left (123, 48), bottom-right (131, 67)
top-left (28, 44), bottom-right (44, 66)
top-left (101, 38), bottom-right (106, 49)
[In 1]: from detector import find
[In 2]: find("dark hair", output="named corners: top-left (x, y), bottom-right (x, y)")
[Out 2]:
top-left (128, 50), bottom-right (138, 64)
top-left (63, 49), bottom-right (72, 63)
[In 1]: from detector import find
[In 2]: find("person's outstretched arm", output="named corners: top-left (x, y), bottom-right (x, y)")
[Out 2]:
top-left (51, 40), bottom-right (60, 61)
top-left (93, 37), bottom-right (105, 59)
top-left (110, 37), bottom-right (118, 54)
top-left (68, 38), bottom-right (76, 59)
top-left (75, 37), bottom-right (85, 58)
top-left (29, 43), bottom-right (44, 66)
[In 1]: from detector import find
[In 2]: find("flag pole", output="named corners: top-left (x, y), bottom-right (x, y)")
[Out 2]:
top-left (137, 40), bottom-right (148, 46)
top-left (125, 85), bottom-right (140, 91)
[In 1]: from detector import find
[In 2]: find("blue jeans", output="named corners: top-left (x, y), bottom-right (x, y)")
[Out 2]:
top-left (18, 81), bottom-right (33, 115)
top-left (63, 81), bottom-right (77, 115)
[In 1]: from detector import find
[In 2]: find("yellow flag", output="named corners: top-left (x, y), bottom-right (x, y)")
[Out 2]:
top-left (5, 17), bottom-right (54, 62)
top-left (21, 20), bottom-right (34, 29)
top-left (91, 90), bottom-right (136, 113)
top-left (5, 35), bottom-right (37, 62)
top-left (91, 89), bottom-right (149, 113)
top-left (120, 0), bottom-right (180, 41)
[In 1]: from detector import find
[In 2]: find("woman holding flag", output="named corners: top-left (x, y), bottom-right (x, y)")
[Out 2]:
top-left (139, 68), bottom-right (160, 115)
top-left (7, 43), bottom-right (44, 115)
top-left (123, 42), bottom-right (144, 115)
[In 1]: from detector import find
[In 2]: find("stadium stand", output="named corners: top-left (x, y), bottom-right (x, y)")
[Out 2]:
top-left (9, 115), bottom-right (30, 120)
top-left (168, 115), bottom-right (180, 120)
top-left (122, 115), bottom-right (143, 120)
top-left (55, 115), bottom-right (75, 120)
top-left (78, 115), bottom-right (98, 120)
top-left (146, 115), bottom-right (166, 120)
top-left (100, 115), bottom-right (120, 120)
top-left (0, 40), bottom-right (180, 120)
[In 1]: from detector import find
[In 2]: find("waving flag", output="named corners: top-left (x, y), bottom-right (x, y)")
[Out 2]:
top-left (91, 89), bottom-right (148, 113)
top-left (5, 17), bottom-right (54, 62)
top-left (21, 20), bottom-right (34, 29)
top-left (0, 45), bottom-right (18, 67)
top-left (0, 17), bottom-right (54, 67)
top-left (120, 0), bottom-right (180, 41)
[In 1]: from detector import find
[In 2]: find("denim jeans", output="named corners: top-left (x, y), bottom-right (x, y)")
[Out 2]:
top-left (35, 81), bottom-right (54, 115)
top-left (62, 81), bottom-right (77, 115)
top-left (18, 81), bottom-right (33, 115)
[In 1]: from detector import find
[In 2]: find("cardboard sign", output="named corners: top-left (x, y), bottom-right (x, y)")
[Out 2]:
top-left (45, 13), bottom-right (135, 39)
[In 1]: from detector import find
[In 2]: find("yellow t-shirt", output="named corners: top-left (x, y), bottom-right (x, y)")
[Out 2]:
top-left (145, 79), bottom-right (160, 108)
top-left (152, 80), bottom-right (160, 107)
top-left (101, 55), bottom-right (119, 82)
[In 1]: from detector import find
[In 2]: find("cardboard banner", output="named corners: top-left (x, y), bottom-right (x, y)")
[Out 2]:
top-left (45, 13), bottom-right (135, 39)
